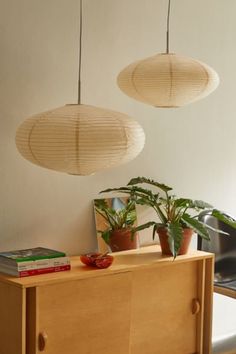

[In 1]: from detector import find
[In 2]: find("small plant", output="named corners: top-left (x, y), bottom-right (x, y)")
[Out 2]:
top-left (101, 177), bottom-right (236, 257)
top-left (94, 198), bottom-right (137, 245)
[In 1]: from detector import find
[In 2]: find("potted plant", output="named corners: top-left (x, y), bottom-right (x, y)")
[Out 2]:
top-left (100, 177), bottom-right (236, 258)
top-left (94, 198), bottom-right (138, 252)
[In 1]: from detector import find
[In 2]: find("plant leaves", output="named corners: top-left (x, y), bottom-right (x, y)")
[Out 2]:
top-left (95, 197), bottom-right (137, 229)
top-left (152, 223), bottom-right (165, 240)
top-left (100, 185), bottom-right (157, 201)
top-left (174, 198), bottom-right (192, 208)
top-left (181, 214), bottom-right (210, 240)
top-left (101, 230), bottom-right (111, 245)
top-left (211, 209), bottom-right (236, 229)
top-left (190, 200), bottom-right (213, 209)
top-left (100, 182), bottom-right (168, 224)
top-left (94, 199), bottom-right (109, 209)
top-left (133, 221), bottom-right (156, 233)
top-left (131, 186), bottom-right (158, 199)
top-left (125, 210), bottom-right (137, 225)
top-left (100, 187), bottom-right (132, 194)
top-left (201, 222), bottom-right (229, 235)
top-left (152, 224), bottom-right (157, 241)
top-left (174, 199), bottom-right (212, 210)
top-left (167, 222), bottom-right (183, 258)
top-left (127, 177), bottom-right (172, 193)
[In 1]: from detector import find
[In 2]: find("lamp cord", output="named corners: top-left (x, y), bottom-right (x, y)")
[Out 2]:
top-left (78, 0), bottom-right (171, 98)
top-left (78, 0), bottom-right (83, 104)
top-left (166, 0), bottom-right (171, 54)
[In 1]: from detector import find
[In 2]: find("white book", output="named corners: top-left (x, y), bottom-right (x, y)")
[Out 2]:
top-left (0, 257), bottom-right (70, 271)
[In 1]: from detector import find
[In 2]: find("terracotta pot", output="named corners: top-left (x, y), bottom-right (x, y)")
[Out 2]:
top-left (109, 229), bottom-right (138, 252)
top-left (157, 227), bottom-right (193, 256)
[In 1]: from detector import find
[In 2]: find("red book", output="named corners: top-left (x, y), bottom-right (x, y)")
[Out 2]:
top-left (18, 264), bottom-right (71, 277)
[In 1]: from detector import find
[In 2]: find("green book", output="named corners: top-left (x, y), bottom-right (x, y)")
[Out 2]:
top-left (0, 247), bottom-right (66, 264)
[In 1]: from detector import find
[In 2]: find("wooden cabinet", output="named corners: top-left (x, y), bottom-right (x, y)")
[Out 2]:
top-left (0, 246), bottom-right (214, 354)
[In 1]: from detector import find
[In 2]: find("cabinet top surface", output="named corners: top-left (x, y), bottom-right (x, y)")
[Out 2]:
top-left (0, 245), bottom-right (213, 288)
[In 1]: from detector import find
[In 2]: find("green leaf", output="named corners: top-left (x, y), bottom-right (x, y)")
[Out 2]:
top-left (100, 187), bottom-right (132, 194)
top-left (181, 214), bottom-right (210, 240)
top-left (101, 230), bottom-right (111, 245)
top-left (174, 199), bottom-right (212, 210)
top-left (106, 207), bottom-right (117, 216)
top-left (130, 186), bottom-right (158, 199)
top-left (127, 177), bottom-right (172, 193)
top-left (152, 225), bottom-right (157, 241)
top-left (211, 209), bottom-right (236, 229)
top-left (167, 222), bottom-right (183, 258)
top-left (202, 222), bottom-right (229, 235)
top-left (174, 198), bottom-right (192, 208)
top-left (94, 198), bottom-right (109, 209)
top-left (135, 197), bottom-right (156, 208)
top-left (125, 210), bottom-right (137, 226)
top-left (100, 185), bottom-right (157, 202)
top-left (104, 210), bottom-right (119, 229)
top-left (152, 224), bottom-right (157, 240)
top-left (133, 221), bottom-right (156, 233)
top-left (190, 200), bottom-right (213, 209)
top-left (152, 223), bottom-right (165, 240)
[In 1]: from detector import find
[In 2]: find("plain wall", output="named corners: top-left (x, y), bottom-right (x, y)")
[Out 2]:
top-left (1, 0), bottom-right (236, 339)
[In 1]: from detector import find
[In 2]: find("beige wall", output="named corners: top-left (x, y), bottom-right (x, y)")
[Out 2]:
top-left (1, 0), bottom-right (236, 338)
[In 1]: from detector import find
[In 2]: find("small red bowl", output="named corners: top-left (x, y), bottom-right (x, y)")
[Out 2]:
top-left (80, 253), bottom-right (101, 267)
top-left (80, 253), bottom-right (113, 269)
top-left (95, 255), bottom-right (113, 269)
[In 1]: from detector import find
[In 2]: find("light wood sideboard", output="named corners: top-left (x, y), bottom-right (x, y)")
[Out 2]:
top-left (0, 245), bottom-right (214, 354)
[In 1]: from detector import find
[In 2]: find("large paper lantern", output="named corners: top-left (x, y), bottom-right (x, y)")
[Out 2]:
top-left (15, 104), bottom-right (145, 175)
top-left (15, 0), bottom-right (145, 176)
top-left (117, 53), bottom-right (219, 108)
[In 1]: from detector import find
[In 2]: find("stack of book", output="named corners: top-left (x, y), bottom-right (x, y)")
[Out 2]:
top-left (0, 247), bottom-right (71, 277)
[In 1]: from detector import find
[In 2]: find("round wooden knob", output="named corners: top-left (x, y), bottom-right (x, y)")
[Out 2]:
top-left (38, 332), bottom-right (48, 351)
top-left (192, 299), bottom-right (201, 315)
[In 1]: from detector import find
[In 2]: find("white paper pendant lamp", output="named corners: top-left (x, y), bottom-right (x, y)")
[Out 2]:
top-left (117, 0), bottom-right (219, 108)
top-left (15, 0), bottom-right (145, 175)
top-left (118, 53), bottom-right (219, 108)
top-left (16, 104), bottom-right (145, 175)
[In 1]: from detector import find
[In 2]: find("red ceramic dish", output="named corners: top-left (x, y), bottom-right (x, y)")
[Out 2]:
top-left (94, 255), bottom-right (113, 268)
top-left (80, 253), bottom-right (113, 269)
top-left (80, 253), bottom-right (101, 267)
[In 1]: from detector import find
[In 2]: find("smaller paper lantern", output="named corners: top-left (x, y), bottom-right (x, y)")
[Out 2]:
top-left (15, 104), bottom-right (145, 175)
top-left (117, 53), bottom-right (219, 108)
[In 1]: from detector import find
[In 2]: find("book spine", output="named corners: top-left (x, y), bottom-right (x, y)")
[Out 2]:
top-left (0, 255), bottom-right (67, 267)
top-left (17, 257), bottom-right (70, 271)
top-left (19, 264), bottom-right (71, 277)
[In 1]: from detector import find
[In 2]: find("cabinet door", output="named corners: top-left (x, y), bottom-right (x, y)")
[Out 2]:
top-left (130, 260), bottom-right (202, 354)
top-left (0, 282), bottom-right (26, 354)
top-left (33, 272), bottom-right (132, 354)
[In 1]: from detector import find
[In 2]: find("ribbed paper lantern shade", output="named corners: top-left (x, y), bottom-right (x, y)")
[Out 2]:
top-left (117, 53), bottom-right (219, 108)
top-left (15, 104), bottom-right (145, 175)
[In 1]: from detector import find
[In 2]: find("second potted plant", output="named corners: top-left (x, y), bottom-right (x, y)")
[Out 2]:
top-left (101, 177), bottom-right (236, 258)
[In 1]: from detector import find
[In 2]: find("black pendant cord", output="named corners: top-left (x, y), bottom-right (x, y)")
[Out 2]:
top-left (77, 0), bottom-right (83, 104)
top-left (166, 0), bottom-right (171, 54)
